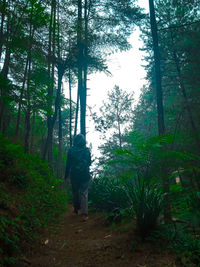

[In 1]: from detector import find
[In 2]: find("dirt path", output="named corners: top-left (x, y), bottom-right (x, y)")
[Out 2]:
top-left (22, 206), bottom-right (180, 267)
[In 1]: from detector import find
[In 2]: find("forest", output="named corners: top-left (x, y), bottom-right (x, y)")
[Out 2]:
top-left (0, 0), bottom-right (200, 266)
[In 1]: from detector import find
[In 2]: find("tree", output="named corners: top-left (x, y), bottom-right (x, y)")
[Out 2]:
top-left (92, 85), bottom-right (134, 177)
top-left (148, 0), bottom-right (165, 136)
top-left (74, 0), bottom-right (145, 138)
top-left (0, 0), bottom-right (144, 176)
top-left (134, 0), bottom-right (200, 222)
top-left (138, 0), bottom-right (200, 152)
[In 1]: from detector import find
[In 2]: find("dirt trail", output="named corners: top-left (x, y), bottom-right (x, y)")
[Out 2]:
top-left (22, 206), bottom-right (180, 267)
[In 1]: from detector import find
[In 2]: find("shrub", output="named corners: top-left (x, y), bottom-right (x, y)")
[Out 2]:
top-left (89, 176), bottom-right (129, 213)
top-left (125, 178), bottom-right (164, 238)
top-left (151, 224), bottom-right (200, 266)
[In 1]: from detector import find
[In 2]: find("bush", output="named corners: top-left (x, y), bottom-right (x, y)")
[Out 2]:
top-left (125, 178), bottom-right (164, 238)
top-left (89, 173), bottom-right (164, 237)
top-left (151, 224), bottom-right (200, 266)
top-left (89, 176), bottom-right (129, 213)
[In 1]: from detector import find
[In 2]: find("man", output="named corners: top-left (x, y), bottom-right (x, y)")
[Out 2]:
top-left (65, 134), bottom-right (91, 220)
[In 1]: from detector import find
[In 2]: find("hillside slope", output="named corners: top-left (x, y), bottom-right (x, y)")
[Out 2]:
top-left (0, 135), bottom-right (68, 266)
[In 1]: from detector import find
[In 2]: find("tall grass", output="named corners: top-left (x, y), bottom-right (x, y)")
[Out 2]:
top-left (125, 178), bottom-right (164, 238)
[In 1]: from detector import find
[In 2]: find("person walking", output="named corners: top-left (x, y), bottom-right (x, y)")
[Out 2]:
top-left (65, 134), bottom-right (91, 220)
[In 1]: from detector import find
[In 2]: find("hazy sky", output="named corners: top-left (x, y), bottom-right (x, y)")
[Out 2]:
top-left (87, 0), bottom-right (148, 108)
top-left (86, 27), bottom-right (147, 157)
top-left (87, 28), bottom-right (147, 109)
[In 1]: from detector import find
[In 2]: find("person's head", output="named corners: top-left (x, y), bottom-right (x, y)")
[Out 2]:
top-left (73, 134), bottom-right (86, 147)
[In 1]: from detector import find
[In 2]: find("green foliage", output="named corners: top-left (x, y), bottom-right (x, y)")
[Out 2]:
top-left (114, 131), bottom-right (200, 182)
top-left (89, 176), bottom-right (129, 213)
top-left (89, 175), bottom-right (164, 237)
top-left (137, 0), bottom-right (200, 154)
top-left (150, 224), bottom-right (200, 266)
top-left (98, 131), bottom-right (200, 239)
top-left (125, 178), bottom-right (164, 238)
top-left (0, 135), bottom-right (68, 265)
top-left (0, 217), bottom-right (20, 264)
top-left (179, 191), bottom-right (200, 229)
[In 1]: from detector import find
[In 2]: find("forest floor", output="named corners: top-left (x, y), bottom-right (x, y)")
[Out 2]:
top-left (21, 205), bottom-right (181, 267)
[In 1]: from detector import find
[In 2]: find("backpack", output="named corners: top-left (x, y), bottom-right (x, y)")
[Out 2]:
top-left (70, 147), bottom-right (90, 178)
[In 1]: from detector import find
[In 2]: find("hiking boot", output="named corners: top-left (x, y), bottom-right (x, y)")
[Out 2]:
top-left (73, 208), bottom-right (78, 215)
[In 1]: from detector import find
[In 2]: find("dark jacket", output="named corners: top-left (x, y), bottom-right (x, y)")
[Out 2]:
top-left (65, 135), bottom-right (91, 182)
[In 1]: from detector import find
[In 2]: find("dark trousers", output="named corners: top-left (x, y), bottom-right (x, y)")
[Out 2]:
top-left (71, 179), bottom-right (90, 215)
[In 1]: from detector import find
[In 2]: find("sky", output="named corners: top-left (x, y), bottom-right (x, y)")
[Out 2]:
top-left (87, 0), bottom-right (148, 108)
top-left (86, 31), bottom-right (148, 156)
top-left (87, 28), bottom-right (147, 109)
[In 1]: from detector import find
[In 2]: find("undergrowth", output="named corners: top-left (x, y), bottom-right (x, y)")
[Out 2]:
top-left (89, 132), bottom-right (200, 266)
top-left (149, 224), bottom-right (200, 266)
top-left (0, 134), bottom-right (68, 266)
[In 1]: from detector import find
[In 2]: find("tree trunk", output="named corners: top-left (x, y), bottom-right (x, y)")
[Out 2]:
top-left (74, 0), bottom-right (82, 137)
top-left (69, 69), bottom-right (73, 146)
top-left (170, 32), bottom-right (200, 152)
top-left (77, 0), bottom-right (84, 136)
top-left (81, 65), bottom-right (86, 137)
top-left (14, 56), bottom-right (29, 140)
top-left (54, 66), bottom-right (64, 125)
top-left (47, 0), bottom-right (56, 163)
top-left (81, 0), bottom-right (89, 138)
top-left (149, 0), bottom-right (171, 223)
top-left (0, 0), bottom-right (6, 60)
top-left (30, 111), bottom-right (35, 153)
top-left (24, 108), bottom-right (31, 153)
top-left (24, 3), bottom-right (35, 153)
top-left (2, 105), bottom-right (10, 134)
top-left (43, 123), bottom-right (53, 162)
top-left (116, 110), bottom-right (122, 148)
top-left (24, 57), bottom-right (32, 153)
top-left (58, 105), bottom-right (63, 177)
top-left (0, 47), bottom-right (11, 131)
top-left (47, 65), bottom-right (64, 163)
top-left (57, 1), bottom-right (63, 177)
top-left (0, 8), bottom-right (11, 131)
top-left (43, 0), bottom-right (56, 161)
top-left (74, 86), bottom-right (79, 137)
top-left (149, 0), bottom-right (165, 136)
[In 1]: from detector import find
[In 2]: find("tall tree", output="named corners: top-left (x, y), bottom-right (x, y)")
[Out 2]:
top-left (74, 0), bottom-right (144, 138)
top-left (148, 0), bottom-right (165, 136)
top-left (0, 0), bottom-right (144, 176)
top-left (149, 0), bottom-right (171, 222)
top-left (43, 0), bottom-right (57, 162)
